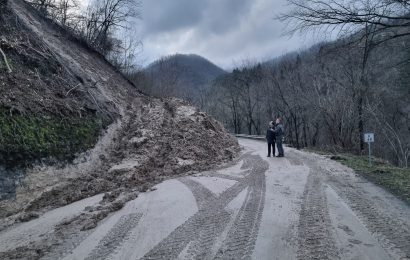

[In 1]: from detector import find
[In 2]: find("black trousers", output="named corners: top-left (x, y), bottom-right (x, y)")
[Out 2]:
top-left (268, 142), bottom-right (275, 156)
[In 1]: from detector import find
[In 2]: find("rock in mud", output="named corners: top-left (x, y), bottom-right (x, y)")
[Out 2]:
top-left (81, 220), bottom-right (98, 231)
top-left (18, 211), bottom-right (39, 222)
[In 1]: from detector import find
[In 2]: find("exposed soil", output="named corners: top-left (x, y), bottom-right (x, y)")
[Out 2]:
top-left (0, 0), bottom-right (239, 235)
top-left (0, 0), bottom-right (121, 123)
top-left (16, 98), bottom-right (239, 216)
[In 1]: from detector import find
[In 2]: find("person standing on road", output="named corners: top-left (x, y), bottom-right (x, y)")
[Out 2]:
top-left (266, 121), bottom-right (276, 157)
top-left (273, 117), bottom-right (284, 157)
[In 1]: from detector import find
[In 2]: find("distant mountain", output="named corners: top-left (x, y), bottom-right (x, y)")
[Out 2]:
top-left (145, 54), bottom-right (226, 86)
top-left (141, 54), bottom-right (226, 103)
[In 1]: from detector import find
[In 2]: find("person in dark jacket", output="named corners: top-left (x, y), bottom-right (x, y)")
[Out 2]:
top-left (273, 117), bottom-right (284, 157)
top-left (266, 121), bottom-right (276, 157)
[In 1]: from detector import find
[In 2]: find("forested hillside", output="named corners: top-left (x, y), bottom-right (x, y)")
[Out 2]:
top-left (131, 54), bottom-right (226, 106)
top-left (203, 24), bottom-right (410, 167)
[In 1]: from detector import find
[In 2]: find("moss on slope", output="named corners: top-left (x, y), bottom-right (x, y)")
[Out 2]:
top-left (0, 109), bottom-right (105, 166)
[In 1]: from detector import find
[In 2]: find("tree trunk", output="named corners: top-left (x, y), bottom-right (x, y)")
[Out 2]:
top-left (302, 119), bottom-right (308, 147)
top-left (293, 115), bottom-right (300, 149)
top-left (0, 0), bottom-right (7, 11)
top-left (312, 122), bottom-right (319, 147)
top-left (358, 93), bottom-right (364, 153)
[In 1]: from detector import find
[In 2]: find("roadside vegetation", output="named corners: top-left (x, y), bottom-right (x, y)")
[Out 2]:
top-left (340, 155), bottom-right (410, 204)
top-left (307, 148), bottom-right (410, 204)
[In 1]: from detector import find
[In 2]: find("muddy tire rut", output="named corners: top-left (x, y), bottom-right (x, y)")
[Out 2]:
top-left (328, 175), bottom-right (410, 259)
top-left (287, 150), bottom-right (410, 260)
top-left (297, 169), bottom-right (339, 260)
top-left (140, 154), bottom-right (268, 260)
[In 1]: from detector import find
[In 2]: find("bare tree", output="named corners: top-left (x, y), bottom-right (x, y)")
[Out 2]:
top-left (53, 0), bottom-right (79, 26)
top-left (209, 74), bottom-right (243, 134)
top-left (233, 64), bottom-right (262, 135)
top-left (200, 9), bottom-right (409, 165)
top-left (26, 0), bottom-right (56, 16)
top-left (0, 0), bottom-right (7, 9)
top-left (108, 28), bottom-right (142, 74)
top-left (1, 1), bottom-right (11, 73)
top-left (0, 47), bottom-right (12, 73)
top-left (81, 0), bottom-right (141, 55)
top-left (144, 56), bottom-right (186, 98)
top-left (280, 0), bottom-right (410, 42)
top-left (367, 101), bottom-right (410, 167)
top-left (280, 0), bottom-right (410, 152)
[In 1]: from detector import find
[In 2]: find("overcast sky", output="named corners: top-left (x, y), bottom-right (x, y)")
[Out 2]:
top-left (132, 0), bottom-right (324, 70)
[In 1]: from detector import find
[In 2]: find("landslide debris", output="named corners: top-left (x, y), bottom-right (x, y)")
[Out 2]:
top-left (0, 0), bottom-right (239, 240)
top-left (17, 98), bottom-right (238, 217)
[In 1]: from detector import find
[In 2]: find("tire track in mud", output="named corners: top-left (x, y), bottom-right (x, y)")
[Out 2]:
top-left (179, 178), bottom-right (218, 210)
top-left (288, 150), bottom-right (410, 259)
top-left (84, 213), bottom-right (142, 260)
top-left (214, 170), bottom-right (266, 259)
top-left (210, 173), bottom-right (244, 182)
top-left (297, 171), bottom-right (339, 260)
top-left (329, 176), bottom-right (410, 259)
top-left (286, 152), bottom-right (340, 260)
top-left (140, 154), bottom-right (268, 260)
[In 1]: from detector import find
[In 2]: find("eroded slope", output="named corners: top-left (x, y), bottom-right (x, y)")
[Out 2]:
top-left (0, 0), bottom-right (239, 236)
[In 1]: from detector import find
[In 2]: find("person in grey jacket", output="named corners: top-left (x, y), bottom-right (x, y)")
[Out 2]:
top-left (266, 121), bottom-right (276, 157)
top-left (273, 118), bottom-right (284, 157)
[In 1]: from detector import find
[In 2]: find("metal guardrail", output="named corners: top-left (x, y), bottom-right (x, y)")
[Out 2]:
top-left (235, 134), bottom-right (265, 140)
top-left (236, 134), bottom-right (290, 148)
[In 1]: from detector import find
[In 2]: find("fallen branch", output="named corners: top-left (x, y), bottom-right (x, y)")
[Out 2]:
top-left (66, 83), bottom-right (81, 96)
top-left (0, 47), bottom-right (12, 73)
top-left (87, 89), bottom-right (103, 113)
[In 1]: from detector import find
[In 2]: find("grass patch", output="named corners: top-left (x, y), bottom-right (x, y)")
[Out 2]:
top-left (305, 148), bottom-right (410, 204)
top-left (337, 154), bottom-right (410, 204)
top-left (0, 109), bottom-right (107, 167)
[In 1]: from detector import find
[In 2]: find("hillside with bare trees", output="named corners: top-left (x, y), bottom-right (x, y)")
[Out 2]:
top-left (202, 1), bottom-right (410, 169)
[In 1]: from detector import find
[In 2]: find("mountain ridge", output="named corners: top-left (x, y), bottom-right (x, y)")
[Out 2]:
top-left (138, 53), bottom-right (226, 103)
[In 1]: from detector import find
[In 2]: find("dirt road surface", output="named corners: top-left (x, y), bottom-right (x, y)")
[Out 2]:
top-left (1, 138), bottom-right (409, 260)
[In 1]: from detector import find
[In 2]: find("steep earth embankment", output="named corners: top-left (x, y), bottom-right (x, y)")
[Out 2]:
top-left (0, 0), bottom-right (239, 240)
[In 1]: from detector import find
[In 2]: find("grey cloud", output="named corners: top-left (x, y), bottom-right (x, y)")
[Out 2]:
top-left (138, 0), bottom-right (319, 69)
top-left (200, 0), bottom-right (253, 35)
top-left (141, 0), bottom-right (208, 34)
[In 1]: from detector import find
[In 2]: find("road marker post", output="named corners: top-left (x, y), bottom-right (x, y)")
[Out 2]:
top-left (364, 133), bottom-right (374, 166)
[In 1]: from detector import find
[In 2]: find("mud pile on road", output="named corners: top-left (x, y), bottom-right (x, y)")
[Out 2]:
top-left (0, 0), bottom-right (239, 231)
top-left (0, 97), bottom-right (239, 235)
top-left (17, 98), bottom-right (239, 216)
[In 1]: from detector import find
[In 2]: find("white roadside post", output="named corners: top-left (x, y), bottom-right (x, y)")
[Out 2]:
top-left (364, 133), bottom-right (374, 166)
